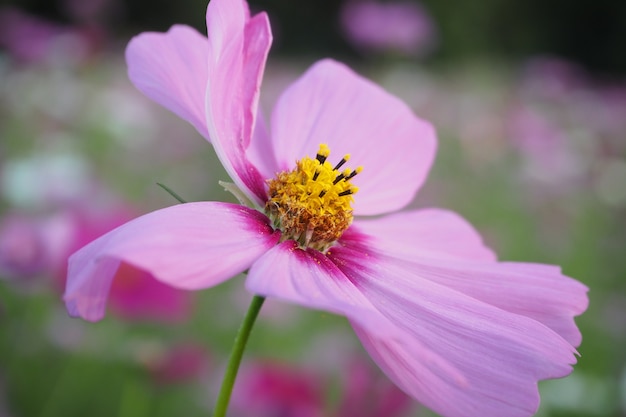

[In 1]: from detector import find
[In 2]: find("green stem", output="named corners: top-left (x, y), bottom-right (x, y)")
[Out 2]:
top-left (212, 295), bottom-right (266, 417)
top-left (156, 182), bottom-right (187, 204)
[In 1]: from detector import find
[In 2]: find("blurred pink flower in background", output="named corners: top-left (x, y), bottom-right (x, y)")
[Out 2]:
top-left (0, 199), bottom-right (192, 322)
top-left (103, 258), bottom-right (192, 322)
top-left (519, 56), bottom-right (589, 101)
top-left (506, 104), bottom-right (581, 184)
top-left (0, 6), bottom-right (102, 65)
top-left (593, 85), bottom-right (626, 143)
top-left (340, 0), bottom-right (436, 56)
top-left (231, 358), bottom-right (413, 417)
top-left (63, 0), bottom-right (588, 416)
top-left (61, 0), bottom-right (122, 25)
top-left (335, 359), bottom-right (413, 417)
top-left (510, 55), bottom-right (626, 194)
top-left (0, 213), bottom-right (71, 279)
top-left (231, 361), bottom-right (324, 417)
top-left (147, 342), bottom-right (211, 384)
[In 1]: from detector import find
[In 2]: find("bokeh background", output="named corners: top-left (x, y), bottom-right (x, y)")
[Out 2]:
top-left (1, 0), bottom-right (625, 416)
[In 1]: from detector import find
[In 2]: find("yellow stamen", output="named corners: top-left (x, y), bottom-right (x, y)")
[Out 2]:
top-left (333, 154), bottom-right (350, 171)
top-left (265, 144), bottom-right (362, 252)
top-left (316, 144), bottom-right (331, 164)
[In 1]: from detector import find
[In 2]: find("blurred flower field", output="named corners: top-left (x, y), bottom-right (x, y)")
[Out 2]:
top-left (1, 5), bottom-right (625, 417)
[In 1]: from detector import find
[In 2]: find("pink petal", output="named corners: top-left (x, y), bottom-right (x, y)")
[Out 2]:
top-left (64, 202), bottom-right (280, 322)
top-left (423, 261), bottom-right (587, 346)
top-left (270, 59), bottom-right (437, 215)
top-left (246, 109), bottom-right (280, 180)
top-left (126, 25), bottom-right (210, 139)
top-left (328, 245), bottom-right (579, 417)
top-left (205, 0), bottom-right (272, 205)
top-left (351, 208), bottom-right (496, 262)
top-left (245, 240), bottom-right (397, 334)
top-left (348, 211), bottom-right (588, 346)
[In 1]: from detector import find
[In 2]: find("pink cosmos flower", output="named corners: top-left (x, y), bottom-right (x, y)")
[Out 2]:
top-left (63, 0), bottom-right (588, 416)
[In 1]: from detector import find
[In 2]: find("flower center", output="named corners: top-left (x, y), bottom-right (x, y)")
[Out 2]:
top-left (265, 144), bottom-right (363, 252)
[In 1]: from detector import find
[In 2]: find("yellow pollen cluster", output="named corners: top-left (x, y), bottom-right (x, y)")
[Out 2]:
top-left (265, 144), bottom-right (363, 251)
